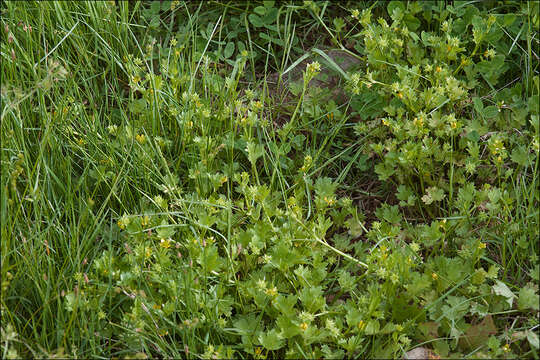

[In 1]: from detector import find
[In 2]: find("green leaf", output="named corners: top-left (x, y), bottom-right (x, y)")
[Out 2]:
top-left (333, 17), bottom-right (345, 32)
top-left (259, 328), bottom-right (284, 350)
top-left (492, 280), bottom-right (516, 307)
top-left (338, 270), bottom-right (355, 291)
top-left (364, 319), bottom-right (380, 335)
top-left (273, 294), bottom-right (297, 317)
top-left (253, 6), bottom-right (266, 16)
top-left (528, 330), bottom-right (539, 349)
top-left (233, 314), bottom-right (259, 335)
top-left (511, 145), bottom-right (529, 166)
top-left (156, 220), bottom-right (176, 239)
top-left (374, 161), bottom-right (395, 181)
top-left (387, 1), bottom-right (405, 19)
top-left (276, 315), bottom-right (301, 338)
top-left (259, 32), bottom-right (283, 46)
top-left (396, 185), bottom-right (416, 206)
top-left (314, 177), bottom-right (338, 198)
top-left (246, 142), bottom-right (264, 165)
top-left (459, 315), bottom-right (497, 350)
top-left (65, 292), bottom-right (77, 312)
top-left (224, 42), bottom-right (235, 59)
top-left (208, 245), bottom-right (223, 272)
top-left (472, 97), bottom-right (484, 113)
top-left (248, 14), bottom-right (263, 27)
top-left (421, 187), bottom-right (445, 205)
top-left (376, 204), bottom-right (402, 224)
top-left (482, 106), bottom-right (499, 119)
top-left (502, 14), bottom-right (516, 27)
top-left (130, 98), bottom-right (147, 114)
top-left (404, 14), bottom-right (421, 31)
top-left (299, 286), bottom-right (325, 312)
top-left (517, 286), bottom-right (539, 310)
top-left (262, 7), bottom-right (278, 24)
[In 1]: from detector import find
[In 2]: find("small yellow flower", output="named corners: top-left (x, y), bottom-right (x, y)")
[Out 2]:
top-left (478, 242), bottom-right (486, 249)
top-left (135, 134), bottom-right (145, 144)
top-left (141, 215), bottom-right (150, 227)
top-left (502, 343), bottom-right (511, 352)
top-left (254, 347), bottom-right (263, 355)
top-left (300, 322), bottom-right (308, 331)
top-left (253, 100), bottom-right (263, 111)
top-left (160, 238), bottom-right (172, 249)
top-left (358, 320), bottom-right (365, 330)
top-left (117, 214), bottom-right (130, 229)
top-left (436, 66), bottom-right (442, 73)
top-left (306, 61), bottom-right (321, 74)
top-left (265, 286), bottom-right (278, 297)
top-left (432, 272), bottom-right (438, 280)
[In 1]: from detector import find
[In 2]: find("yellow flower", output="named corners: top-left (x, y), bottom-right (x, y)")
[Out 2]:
top-left (478, 242), bottom-right (486, 249)
top-left (141, 215), bottom-right (150, 227)
top-left (358, 320), bottom-right (365, 330)
top-left (300, 322), bottom-right (308, 331)
top-left (117, 214), bottom-right (130, 229)
top-left (135, 134), bottom-right (145, 144)
top-left (431, 272), bottom-right (438, 280)
top-left (160, 238), bottom-right (172, 249)
top-left (265, 286), bottom-right (278, 297)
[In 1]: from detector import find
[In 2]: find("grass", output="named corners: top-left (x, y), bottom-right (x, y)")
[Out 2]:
top-left (1, 1), bottom-right (539, 358)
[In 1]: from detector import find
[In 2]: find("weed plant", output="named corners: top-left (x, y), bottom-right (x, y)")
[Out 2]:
top-left (1, 1), bottom-right (539, 358)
